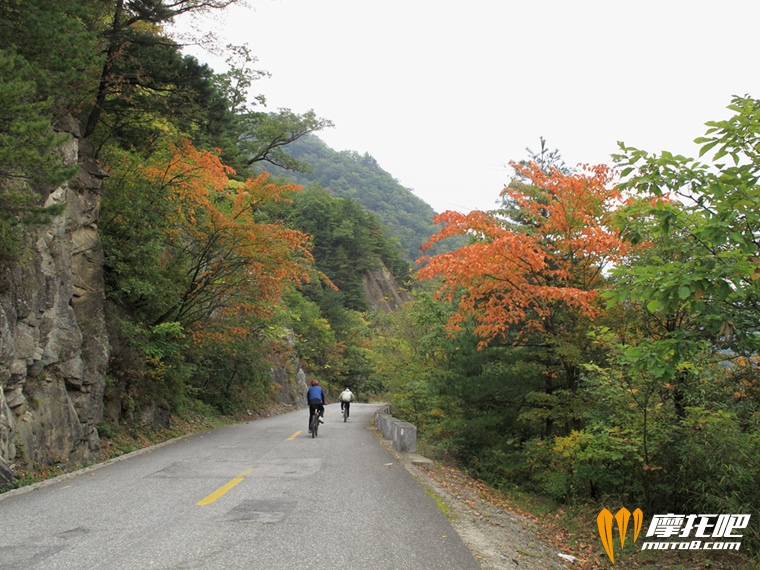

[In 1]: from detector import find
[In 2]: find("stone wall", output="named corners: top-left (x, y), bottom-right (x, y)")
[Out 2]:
top-left (0, 116), bottom-right (109, 478)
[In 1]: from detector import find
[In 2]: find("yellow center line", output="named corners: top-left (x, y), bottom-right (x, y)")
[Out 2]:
top-left (196, 468), bottom-right (253, 506)
top-left (287, 431), bottom-right (301, 440)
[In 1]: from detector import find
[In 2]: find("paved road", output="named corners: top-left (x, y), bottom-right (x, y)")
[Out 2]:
top-left (0, 403), bottom-right (480, 569)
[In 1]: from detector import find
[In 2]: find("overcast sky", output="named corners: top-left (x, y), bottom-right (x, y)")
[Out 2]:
top-left (174, 1), bottom-right (760, 214)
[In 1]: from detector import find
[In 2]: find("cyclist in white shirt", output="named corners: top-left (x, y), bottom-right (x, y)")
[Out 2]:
top-left (339, 387), bottom-right (354, 419)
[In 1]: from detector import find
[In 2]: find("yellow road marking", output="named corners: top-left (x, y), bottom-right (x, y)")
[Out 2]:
top-left (196, 468), bottom-right (253, 506)
top-left (288, 431), bottom-right (301, 440)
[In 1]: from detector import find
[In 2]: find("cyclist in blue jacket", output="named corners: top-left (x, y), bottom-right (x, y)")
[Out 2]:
top-left (307, 380), bottom-right (325, 432)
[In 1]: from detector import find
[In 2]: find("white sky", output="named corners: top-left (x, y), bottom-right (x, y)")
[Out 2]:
top-left (174, 0), bottom-right (760, 214)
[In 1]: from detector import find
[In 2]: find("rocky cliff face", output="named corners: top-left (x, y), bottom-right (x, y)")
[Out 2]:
top-left (0, 116), bottom-right (109, 483)
top-left (362, 265), bottom-right (411, 312)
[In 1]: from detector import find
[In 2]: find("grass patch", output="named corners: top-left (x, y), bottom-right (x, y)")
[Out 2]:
top-left (424, 486), bottom-right (453, 518)
top-left (12, 463), bottom-right (66, 488)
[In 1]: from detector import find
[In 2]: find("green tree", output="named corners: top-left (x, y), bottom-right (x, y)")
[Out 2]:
top-left (0, 50), bottom-right (75, 184)
top-left (82, 0), bottom-right (241, 137)
top-left (0, 0), bottom-right (101, 110)
top-left (610, 95), bottom-right (760, 413)
top-left (0, 51), bottom-right (70, 265)
top-left (277, 186), bottom-right (411, 311)
top-left (240, 109), bottom-right (333, 172)
top-left (578, 95), bottom-right (760, 534)
top-left (0, 0), bottom-right (100, 266)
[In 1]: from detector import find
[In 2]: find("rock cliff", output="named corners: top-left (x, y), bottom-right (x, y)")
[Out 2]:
top-left (362, 265), bottom-right (411, 312)
top-left (0, 116), bottom-right (109, 484)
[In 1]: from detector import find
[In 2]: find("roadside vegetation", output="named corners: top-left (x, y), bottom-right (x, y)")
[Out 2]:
top-left (373, 116), bottom-right (760, 565)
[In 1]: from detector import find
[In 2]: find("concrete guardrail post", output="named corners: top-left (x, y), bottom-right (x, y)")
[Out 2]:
top-left (392, 421), bottom-right (417, 453)
top-left (375, 410), bottom-right (418, 453)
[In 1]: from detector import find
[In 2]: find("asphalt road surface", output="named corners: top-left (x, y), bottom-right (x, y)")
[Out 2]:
top-left (0, 403), bottom-right (480, 569)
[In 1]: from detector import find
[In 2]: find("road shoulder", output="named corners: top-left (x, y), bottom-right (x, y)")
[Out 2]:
top-left (376, 435), bottom-right (571, 570)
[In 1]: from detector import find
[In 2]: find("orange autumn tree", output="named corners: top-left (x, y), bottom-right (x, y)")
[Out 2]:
top-left (153, 140), bottom-right (312, 328)
top-left (103, 137), bottom-right (314, 338)
top-left (101, 137), bottom-right (317, 410)
top-left (418, 161), bottom-right (630, 394)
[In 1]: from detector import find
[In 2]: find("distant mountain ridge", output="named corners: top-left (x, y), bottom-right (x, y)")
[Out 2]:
top-left (265, 134), bottom-right (447, 261)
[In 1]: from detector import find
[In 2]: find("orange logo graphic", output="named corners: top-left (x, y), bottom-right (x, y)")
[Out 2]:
top-left (597, 507), bottom-right (644, 564)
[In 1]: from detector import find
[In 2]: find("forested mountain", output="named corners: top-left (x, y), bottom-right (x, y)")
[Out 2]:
top-left (263, 135), bottom-right (455, 261)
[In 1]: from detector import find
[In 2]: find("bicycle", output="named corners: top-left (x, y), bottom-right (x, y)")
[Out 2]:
top-left (343, 403), bottom-right (348, 423)
top-left (309, 408), bottom-right (320, 438)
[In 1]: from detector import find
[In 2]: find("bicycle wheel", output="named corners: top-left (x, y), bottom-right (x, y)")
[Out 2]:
top-left (311, 412), bottom-right (318, 437)
top-left (343, 405), bottom-right (347, 422)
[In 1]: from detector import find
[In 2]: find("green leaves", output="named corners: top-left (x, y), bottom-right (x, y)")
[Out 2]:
top-left (611, 96), bottom-right (760, 354)
top-left (0, 49), bottom-right (79, 266)
top-left (587, 98), bottom-right (760, 523)
top-left (0, 50), bottom-right (75, 186)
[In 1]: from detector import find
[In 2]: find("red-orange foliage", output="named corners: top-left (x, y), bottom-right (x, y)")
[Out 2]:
top-left (138, 139), bottom-right (313, 336)
top-left (417, 161), bottom-right (630, 346)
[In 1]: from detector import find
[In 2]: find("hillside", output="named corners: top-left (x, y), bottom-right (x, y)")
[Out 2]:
top-left (264, 135), bottom-right (458, 261)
